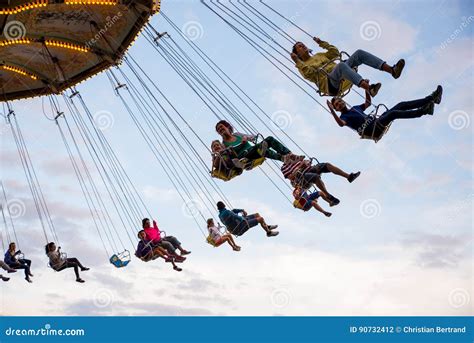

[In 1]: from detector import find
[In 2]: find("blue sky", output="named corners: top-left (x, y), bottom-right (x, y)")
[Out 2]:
top-left (0, 0), bottom-right (472, 316)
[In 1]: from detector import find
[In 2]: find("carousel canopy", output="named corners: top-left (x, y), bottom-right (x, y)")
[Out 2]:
top-left (0, 0), bottom-right (160, 101)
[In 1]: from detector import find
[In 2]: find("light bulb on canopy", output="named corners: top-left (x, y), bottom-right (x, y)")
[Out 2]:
top-left (0, 0), bottom-right (161, 101)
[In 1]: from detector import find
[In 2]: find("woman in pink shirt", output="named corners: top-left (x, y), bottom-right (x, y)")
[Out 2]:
top-left (142, 218), bottom-right (191, 258)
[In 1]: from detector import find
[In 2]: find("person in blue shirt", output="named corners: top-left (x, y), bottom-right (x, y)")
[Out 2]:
top-left (293, 187), bottom-right (332, 217)
top-left (5, 242), bottom-right (33, 283)
top-left (135, 230), bottom-right (184, 271)
top-left (217, 201), bottom-right (278, 237)
top-left (327, 86), bottom-right (443, 139)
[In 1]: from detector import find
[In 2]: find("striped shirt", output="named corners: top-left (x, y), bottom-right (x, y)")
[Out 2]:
top-left (281, 160), bottom-right (305, 179)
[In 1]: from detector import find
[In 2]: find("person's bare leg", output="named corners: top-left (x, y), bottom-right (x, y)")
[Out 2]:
top-left (325, 163), bottom-right (350, 179)
top-left (319, 191), bottom-right (332, 205)
top-left (257, 217), bottom-right (271, 232)
top-left (227, 234), bottom-right (240, 250)
top-left (311, 200), bottom-right (332, 217)
top-left (314, 178), bottom-right (339, 206)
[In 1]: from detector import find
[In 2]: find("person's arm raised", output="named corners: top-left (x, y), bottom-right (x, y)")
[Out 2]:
top-left (327, 100), bottom-right (346, 127)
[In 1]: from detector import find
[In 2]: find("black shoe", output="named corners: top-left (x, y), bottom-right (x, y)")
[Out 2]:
top-left (391, 59), bottom-right (405, 79)
top-left (431, 85), bottom-right (443, 104)
top-left (266, 231), bottom-right (279, 237)
top-left (348, 171), bottom-right (361, 183)
top-left (1, 276), bottom-right (9, 282)
top-left (76, 278), bottom-right (85, 283)
top-left (369, 83), bottom-right (382, 97)
top-left (422, 102), bottom-right (435, 115)
top-left (81, 267), bottom-right (90, 272)
top-left (329, 196), bottom-right (340, 207)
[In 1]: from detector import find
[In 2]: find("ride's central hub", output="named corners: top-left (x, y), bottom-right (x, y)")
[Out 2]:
top-left (0, 0), bottom-right (160, 101)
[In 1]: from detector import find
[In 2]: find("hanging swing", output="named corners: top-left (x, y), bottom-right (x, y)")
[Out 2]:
top-left (315, 51), bottom-right (358, 98)
top-left (211, 134), bottom-right (266, 182)
top-left (205, 223), bottom-right (229, 247)
top-left (359, 104), bottom-right (392, 143)
top-left (109, 250), bottom-right (131, 268)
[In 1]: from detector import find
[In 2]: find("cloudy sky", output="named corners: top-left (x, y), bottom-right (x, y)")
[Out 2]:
top-left (1, 0), bottom-right (472, 316)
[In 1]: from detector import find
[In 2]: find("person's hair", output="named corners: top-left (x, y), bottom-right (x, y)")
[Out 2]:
top-left (292, 42), bottom-right (302, 55)
top-left (331, 97), bottom-right (341, 105)
top-left (211, 140), bottom-right (222, 149)
top-left (8, 242), bottom-right (15, 250)
top-left (206, 218), bottom-right (214, 227)
top-left (137, 230), bottom-right (145, 238)
top-left (215, 120), bottom-right (233, 134)
top-left (142, 218), bottom-right (149, 228)
top-left (45, 242), bottom-right (54, 255)
top-left (217, 201), bottom-right (226, 210)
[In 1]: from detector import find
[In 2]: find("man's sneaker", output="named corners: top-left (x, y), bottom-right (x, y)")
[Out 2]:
top-left (181, 250), bottom-right (191, 256)
top-left (329, 196), bottom-right (340, 207)
top-left (391, 59), bottom-right (405, 79)
top-left (431, 85), bottom-right (443, 104)
top-left (173, 266), bottom-right (182, 272)
top-left (7, 269), bottom-right (17, 273)
top-left (348, 171), bottom-right (361, 183)
top-left (369, 83), bottom-right (382, 97)
top-left (266, 231), bottom-right (279, 237)
top-left (80, 267), bottom-right (90, 272)
top-left (25, 277), bottom-right (33, 283)
top-left (257, 141), bottom-right (268, 157)
top-left (1, 276), bottom-right (10, 282)
top-left (422, 102), bottom-right (435, 115)
top-left (76, 278), bottom-right (85, 283)
top-left (268, 225), bottom-right (278, 230)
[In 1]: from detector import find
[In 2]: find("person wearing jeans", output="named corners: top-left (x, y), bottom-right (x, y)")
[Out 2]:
top-left (5, 242), bottom-right (33, 283)
top-left (327, 86), bottom-right (443, 138)
top-left (45, 242), bottom-right (89, 283)
top-left (291, 37), bottom-right (405, 96)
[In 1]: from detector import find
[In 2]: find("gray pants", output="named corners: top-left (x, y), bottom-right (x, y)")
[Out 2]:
top-left (328, 49), bottom-right (385, 90)
top-left (159, 236), bottom-right (181, 255)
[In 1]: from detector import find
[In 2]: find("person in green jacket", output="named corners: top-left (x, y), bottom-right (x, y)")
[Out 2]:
top-left (215, 120), bottom-right (292, 162)
top-left (291, 37), bottom-right (405, 97)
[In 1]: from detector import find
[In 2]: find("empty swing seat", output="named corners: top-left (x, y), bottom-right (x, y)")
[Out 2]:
top-left (110, 250), bottom-right (131, 268)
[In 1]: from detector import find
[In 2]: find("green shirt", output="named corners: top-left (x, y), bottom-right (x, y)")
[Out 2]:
top-left (223, 133), bottom-right (253, 158)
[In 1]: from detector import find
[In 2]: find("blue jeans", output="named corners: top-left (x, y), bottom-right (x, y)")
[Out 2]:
top-left (378, 96), bottom-right (433, 126)
top-left (328, 49), bottom-right (385, 90)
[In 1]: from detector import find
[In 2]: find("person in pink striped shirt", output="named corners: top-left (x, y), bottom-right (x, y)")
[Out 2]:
top-left (281, 154), bottom-right (360, 207)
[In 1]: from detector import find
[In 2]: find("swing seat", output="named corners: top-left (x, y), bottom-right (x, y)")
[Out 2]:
top-left (316, 51), bottom-right (357, 98)
top-left (206, 235), bottom-right (217, 247)
top-left (109, 250), bottom-right (131, 268)
top-left (211, 157), bottom-right (265, 181)
top-left (359, 105), bottom-right (391, 143)
top-left (293, 198), bottom-right (310, 211)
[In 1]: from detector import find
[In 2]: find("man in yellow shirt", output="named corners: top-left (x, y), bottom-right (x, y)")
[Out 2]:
top-left (291, 37), bottom-right (405, 97)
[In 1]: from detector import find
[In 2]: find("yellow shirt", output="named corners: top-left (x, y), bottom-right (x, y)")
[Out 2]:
top-left (295, 40), bottom-right (352, 96)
